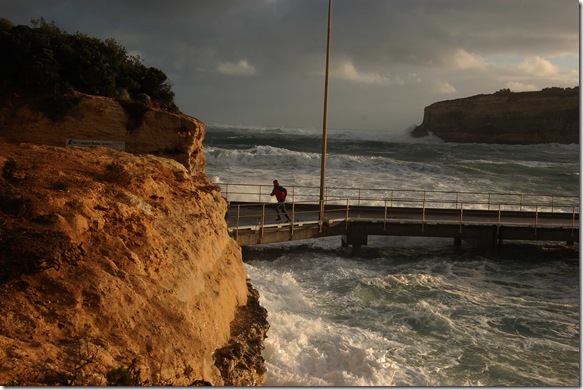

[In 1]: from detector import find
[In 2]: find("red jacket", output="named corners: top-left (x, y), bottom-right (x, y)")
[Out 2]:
top-left (271, 186), bottom-right (287, 202)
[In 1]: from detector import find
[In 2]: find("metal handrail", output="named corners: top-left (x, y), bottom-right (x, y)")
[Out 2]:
top-left (223, 185), bottom-right (579, 245)
top-left (219, 183), bottom-right (579, 213)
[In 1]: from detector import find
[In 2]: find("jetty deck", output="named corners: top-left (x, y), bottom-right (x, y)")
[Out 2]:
top-left (220, 184), bottom-right (579, 250)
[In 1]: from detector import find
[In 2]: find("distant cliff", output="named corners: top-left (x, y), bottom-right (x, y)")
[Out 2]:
top-left (411, 87), bottom-right (579, 144)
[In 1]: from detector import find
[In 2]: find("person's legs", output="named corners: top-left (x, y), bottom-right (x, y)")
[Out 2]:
top-left (275, 203), bottom-right (282, 220)
top-left (280, 202), bottom-right (290, 222)
top-left (275, 202), bottom-right (290, 221)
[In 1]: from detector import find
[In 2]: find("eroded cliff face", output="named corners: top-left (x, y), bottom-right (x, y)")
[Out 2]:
top-left (0, 92), bottom-right (206, 173)
top-left (0, 95), bottom-right (268, 386)
top-left (411, 88), bottom-right (579, 144)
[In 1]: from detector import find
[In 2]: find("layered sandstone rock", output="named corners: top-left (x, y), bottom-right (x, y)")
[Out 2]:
top-left (0, 93), bottom-right (206, 173)
top-left (0, 95), bottom-right (268, 386)
top-left (411, 88), bottom-right (579, 144)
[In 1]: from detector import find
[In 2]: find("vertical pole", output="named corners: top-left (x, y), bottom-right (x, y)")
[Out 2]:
top-left (260, 203), bottom-right (265, 241)
top-left (319, 0), bottom-right (332, 223)
top-left (572, 206), bottom-right (576, 237)
top-left (384, 199), bottom-right (387, 231)
top-left (346, 198), bottom-right (349, 229)
top-left (235, 205), bottom-right (240, 241)
top-left (496, 203), bottom-right (502, 243)
top-left (534, 205), bottom-right (538, 235)
top-left (459, 203), bottom-right (464, 233)
top-left (422, 191), bottom-right (426, 232)
top-left (290, 202), bottom-right (295, 239)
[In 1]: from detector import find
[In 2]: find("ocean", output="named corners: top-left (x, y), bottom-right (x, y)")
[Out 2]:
top-left (203, 124), bottom-right (580, 386)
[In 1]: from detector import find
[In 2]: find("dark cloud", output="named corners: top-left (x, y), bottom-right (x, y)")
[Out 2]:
top-left (0, 0), bottom-right (578, 131)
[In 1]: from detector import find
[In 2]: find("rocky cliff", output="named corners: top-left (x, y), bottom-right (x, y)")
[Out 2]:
top-left (411, 87), bottom-right (579, 144)
top-left (0, 94), bottom-right (268, 385)
top-left (0, 92), bottom-right (206, 174)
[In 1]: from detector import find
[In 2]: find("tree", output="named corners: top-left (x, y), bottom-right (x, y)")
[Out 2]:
top-left (0, 18), bottom-right (179, 111)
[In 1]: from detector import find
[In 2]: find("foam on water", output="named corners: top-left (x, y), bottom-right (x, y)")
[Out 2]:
top-left (243, 237), bottom-right (579, 386)
top-left (204, 127), bottom-right (579, 195)
top-left (206, 125), bottom-right (579, 386)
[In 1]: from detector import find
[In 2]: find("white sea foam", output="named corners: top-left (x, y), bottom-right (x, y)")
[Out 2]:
top-left (210, 125), bottom-right (579, 386)
top-left (242, 240), bottom-right (579, 387)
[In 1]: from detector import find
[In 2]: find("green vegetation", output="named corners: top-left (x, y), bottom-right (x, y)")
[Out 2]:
top-left (0, 17), bottom-right (178, 111)
top-left (106, 364), bottom-right (145, 386)
top-left (494, 86), bottom-right (579, 97)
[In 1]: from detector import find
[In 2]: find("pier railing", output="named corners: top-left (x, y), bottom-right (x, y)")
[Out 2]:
top-left (219, 183), bottom-right (579, 214)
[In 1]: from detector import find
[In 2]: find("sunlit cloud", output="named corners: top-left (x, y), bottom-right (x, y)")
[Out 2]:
top-left (517, 56), bottom-right (559, 76)
top-left (451, 49), bottom-right (487, 70)
top-left (407, 73), bottom-right (422, 83)
top-left (435, 81), bottom-right (457, 94)
top-left (333, 60), bottom-right (403, 86)
top-left (506, 81), bottom-right (538, 92)
top-left (217, 60), bottom-right (258, 76)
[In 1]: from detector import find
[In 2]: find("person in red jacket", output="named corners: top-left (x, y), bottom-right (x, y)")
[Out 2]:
top-left (270, 179), bottom-right (290, 222)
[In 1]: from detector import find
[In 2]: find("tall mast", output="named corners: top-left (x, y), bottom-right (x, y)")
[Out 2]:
top-left (319, 0), bottom-right (332, 223)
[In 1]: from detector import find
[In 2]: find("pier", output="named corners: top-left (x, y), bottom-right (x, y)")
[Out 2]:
top-left (221, 184), bottom-right (579, 251)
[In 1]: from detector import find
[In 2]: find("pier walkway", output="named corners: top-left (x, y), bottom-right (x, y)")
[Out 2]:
top-left (220, 184), bottom-right (579, 250)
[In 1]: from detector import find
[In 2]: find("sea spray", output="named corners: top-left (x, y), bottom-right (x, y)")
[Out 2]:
top-left (243, 237), bottom-right (579, 386)
top-left (206, 125), bottom-right (579, 386)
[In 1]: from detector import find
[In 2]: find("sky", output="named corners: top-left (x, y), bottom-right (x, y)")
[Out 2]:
top-left (0, 0), bottom-right (580, 134)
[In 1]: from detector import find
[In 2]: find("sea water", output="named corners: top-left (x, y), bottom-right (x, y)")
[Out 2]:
top-left (204, 124), bottom-right (580, 386)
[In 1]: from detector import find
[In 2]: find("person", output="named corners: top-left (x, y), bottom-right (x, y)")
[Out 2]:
top-left (270, 179), bottom-right (290, 222)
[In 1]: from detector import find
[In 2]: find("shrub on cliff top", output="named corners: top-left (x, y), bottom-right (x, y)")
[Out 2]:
top-left (0, 18), bottom-right (178, 112)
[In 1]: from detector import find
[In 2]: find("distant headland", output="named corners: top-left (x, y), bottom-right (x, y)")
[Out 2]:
top-left (411, 87), bottom-right (579, 144)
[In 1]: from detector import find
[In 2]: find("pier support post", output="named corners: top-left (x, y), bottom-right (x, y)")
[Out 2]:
top-left (342, 222), bottom-right (368, 255)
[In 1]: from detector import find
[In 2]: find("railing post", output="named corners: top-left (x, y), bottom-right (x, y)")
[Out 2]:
top-left (391, 190), bottom-right (394, 207)
top-left (358, 188), bottom-right (361, 207)
top-left (260, 203), bottom-right (265, 241)
top-left (290, 201), bottom-right (295, 239)
top-left (384, 199), bottom-right (388, 231)
top-left (319, 199), bottom-right (324, 232)
top-left (346, 198), bottom-right (349, 229)
top-left (534, 205), bottom-right (538, 235)
top-left (572, 206), bottom-right (576, 237)
top-left (235, 205), bottom-right (240, 241)
top-left (422, 191), bottom-right (426, 232)
top-left (487, 193), bottom-right (491, 211)
top-left (459, 203), bottom-right (464, 233)
top-left (456, 192), bottom-right (459, 209)
top-left (498, 204), bottom-right (502, 229)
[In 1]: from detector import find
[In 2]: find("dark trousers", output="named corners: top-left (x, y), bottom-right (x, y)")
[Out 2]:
top-left (275, 201), bottom-right (290, 219)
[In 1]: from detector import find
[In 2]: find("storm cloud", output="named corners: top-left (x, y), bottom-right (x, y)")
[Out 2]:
top-left (1, 0), bottom-right (579, 133)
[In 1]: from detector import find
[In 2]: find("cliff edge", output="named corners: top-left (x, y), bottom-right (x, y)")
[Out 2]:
top-left (0, 94), bottom-right (268, 385)
top-left (411, 87), bottom-right (579, 144)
